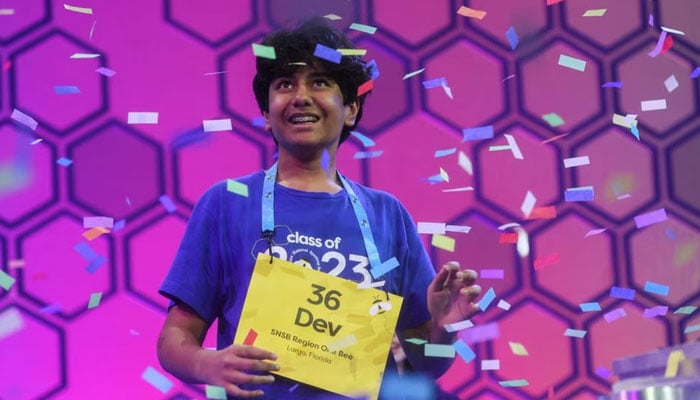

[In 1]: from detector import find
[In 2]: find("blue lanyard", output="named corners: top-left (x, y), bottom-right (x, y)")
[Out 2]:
top-left (261, 162), bottom-right (398, 278)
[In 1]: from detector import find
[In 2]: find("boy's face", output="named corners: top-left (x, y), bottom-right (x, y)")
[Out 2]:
top-left (263, 66), bottom-right (358, 153)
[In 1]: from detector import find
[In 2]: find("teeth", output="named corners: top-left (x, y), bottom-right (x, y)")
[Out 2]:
top-left (290, 115), bottom-right (317, 123)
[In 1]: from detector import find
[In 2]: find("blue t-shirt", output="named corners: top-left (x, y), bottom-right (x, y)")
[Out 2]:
top-left (159, 169), bottom-right (436, 399)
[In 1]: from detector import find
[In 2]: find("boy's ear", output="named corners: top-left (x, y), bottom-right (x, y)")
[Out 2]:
top-left (263, 111), bottom-right (271, 131)
top-left (344, 100), bottom-right (359, 127)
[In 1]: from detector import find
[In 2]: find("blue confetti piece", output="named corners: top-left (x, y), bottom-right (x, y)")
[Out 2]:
top-left (596, 366), bottom-right (612, 379)
top-left (142, 366), bottom-right (173, 394)
top-left (690, 67), bottom-right (700, 79)
top-left (40, 303), bottom-right (63, 314)
top-left (685, 324), bottom-right (700, 334)
top-left (565, 186), bottom-right (594, 202)
top-left (462, 125), bottom-right (494, 141)
top-left (113, 219), bottom-right (126, 232)
top-left (350, 130), bottom-right (375, 147)
top-left (159, 195), bottom-right (177, 213)
top-left (370, 257), bottom-right (399, 279)
top-left (630, 123), bottom-right (640, 140)
top-left (85, 255), bottom-right (107, 274)
top-left (422, 77), bottom-right (447, 89)
top-left (477, 287), bottom-right (496, 311)
top-left (602, 81), bottom-right (624, 88)
top-left (453, 339), bottom-right (476, 362)
top-left (313, 43), bottom-right (341, 64)
top-left (505, 26), bottom-right (519, 50)
top-left (434, 148), bottom-right (457, 158)
top-left (321, 149), bottom-right (330, 172)
top-left (251, 116), bottom-right (266, 128)
top-left (665, 228), bottom-right (676, 240)
top-left (610, 286), bottom-right (636, 300)
top-left (644, 281), bottom-right (669, 296)
top-left (54, 85), bottom-right (81, 95)
top-left (56, 157), bottom-right (73, 167)
top-left (579, 302), bottom-right (601, 312)
top-left (74, 241), bottom-right (98, 262)
top-left (367, 59), bottom-right (380, 80)
top-left (354, 150), bottom-right (383, 159)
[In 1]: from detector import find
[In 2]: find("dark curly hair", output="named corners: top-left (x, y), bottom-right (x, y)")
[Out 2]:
top-left (252, 17), bottom-right (372, 145)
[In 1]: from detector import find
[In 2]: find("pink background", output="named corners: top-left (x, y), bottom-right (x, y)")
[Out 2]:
top-left (1, 0), bottom-right (699, 399)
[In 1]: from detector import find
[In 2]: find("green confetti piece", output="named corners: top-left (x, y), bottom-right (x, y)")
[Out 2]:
top-left (558, 54), bottom-right (587, 72)
top-left (674, 306), bottom-right (697, 315)
top-left (226, 179), bottom-right (249, 197)
top-left (87, 292), bottom-right (102, 309)
top-left (349, 22), bottom-right (377, 34)
top-left (542, 112), bottom-right (565, 127)
top-left (0, 269), bottom-right (16, 291)
top-left (251, 43), bottom-right (276, 60)
top-left (424, 343), bottom-right (455, 358)
top-left (583, 9), bottom-right (607, 17)
top-left (405, 338), bottom-right (428, 345)
top-left (205, 385), bottom-right (227, 399)
top-left (499, 379), bottom-right (529, 387)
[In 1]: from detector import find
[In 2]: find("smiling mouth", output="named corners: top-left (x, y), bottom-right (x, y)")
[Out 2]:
top-left (288, 114), bottom-right (320, 124)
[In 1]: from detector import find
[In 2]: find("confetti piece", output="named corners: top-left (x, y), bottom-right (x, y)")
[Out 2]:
top-left (565, 186), bottom-right (594, 202)
top-left (0, 308), bottom-right (24, 340)
top-left (11, 109), bottom-right (38, 131)
top-left (641, 99), bottom-right (667, 111)
top-left (142, 366), bottom-right (173, 394)
top-left (30, 138), bottom-right (43, 145)
top-left (205, 385), bottom-right (227, 400)
top-left (583, 9), bottom-right (606, 17)
top-left (369, 257), bottom-right (399, 279)
top-left (604, 307), bottom-right (627, 323)
top-left (497, 300), bottom-right (510, 310)
top-left (453, 340), bottom-right (476, 362)
top-left (684, 324), bottom-right (700, 334)
top-left (461, 322), bottom-right (500, 344)
top-left (85, 255), bottom-right (106, 273)
top-left (602, 81), bottom-right (623, 88)
top-left (40, 304), bottom-right (63, 314)
top-left (288, 383), bottom-right (300, 392)
top-left (542, 113), bottom-right (565, 127)
top-left (431, 234), bottom-right (455, 252)
top-left (664, 350), bottom-right (685, 378)
top-left (521, 190), bottom-right (536, 217)
top-left (442, 187), bottom-right (474, 193)
top-left (547, 0), bottom-right (564, 5)
top-left (367, 59), bottom-right (379, 80)
top-left (337, 48), bottom-right (367, 56)
top-left (251, 116), bottom-right (266, 128)
top-left (644, 281), bottom-right (669, 296)
top-left (56, 157), bottom-right (73, 167)
top-left (634, 208), bottom-right (667, 228)
top-left (481, 359), bottom-right (500, 370)
top-left (114, 219), bottom-right (126, 231)
top-left (349, 131), bottom-right (375, 147)
top-left (445, 225), bottom-right (471, 234)
top-left (64, 4), bottom-right (93, 14)
top-left (579, 302), bottom-right (601, 312)
top-left (439, 167), bottom-right (449, 183)
top-left (203, 119), bottom-right (232, 132)
top-left (610, 286), bottom-right (635, 300)
top-left (444, 319), bottom-right (473, 333)
top-left (505, 26), bottom-right (519, 50)
top-left (444, 81), bottom-right (456, 99)
top-left (541, 132), bottom-right (569, 144)
top-left (353, 150), bottom-right (383, 159)
top-left (434, 148), bottom-right (456, 158)
top-left (534, 252), bottom-right (560, 271)
top-left (503, 134), bottom-right (523, 159)
top-left (644, 306), bottom-right (668, 318)
top-left (457, 6), bottom-right (486, 19)
top-left (159, 195), bottom-right (177, 213)
top-left (422, 77), bottom-right (447, 89)
top-left (527, 206), bottom-right (556, 220)
top-left (674, 306), bottom-right (697, 315)
top-left (480, 269), bottom-right (504, 279)
top-left (83, 216), bottom-right (114, 228)
top-left (691, 67), bottom-right (700, 79)
top-left (563, 156), bottom-right (590, 168)
top-left (323, 13), bottom-right (342, 20)
top-left (612, 113), bottom-right (637, 128)
top-left (243, 329), bottom-right (258, 346)
top-left (70, 53), bottom-right (100, 59)
top-left (403, 68), bottom-right (425, 80)
top-left (96, 67), bottom-right (116, 77)
top-left (477, 287), bottom-right (496, 311)
top-left (558, 54), bottom-right (586, 72)
top-left (509, 341), bottom-right (529, 356)
top-left (648, 31), bottom-right (667, 58)
top-left (251, 43), bottom-right (276, 60)
top-left (74, 241), bottom-right (98, 261)
top-left (661, 26), bottom-right (685, 35)
top-left (564, 328), bottom-right (587, 338)
top-left (128, 112), bottom-right (158, 124)
top-left (462, 125), bottom-right (494, 141)
top-left (313, 43), bottom-right (341, 64)
top-left (54, 85), bottom-right (80, 95)
top-left (499, 233), bottom-right (518, 244)
top-left (83, 227), bottom-right (109, 241)
top-left (500, 379), bottom-right (529, 387)
top-left (417, 222), bottom-right (446, 234)
top-left (8, 259), bottom-right (25, 269)
top-left (89, 20), bottom-right (96, 39)
top-left (457, 151), bottom-right (473, 175)
top-left (87, 292), bottom-right (102, 309)
top-left (357, 79), bottom-right (373, 96)
top-left (0, 8), bottom-right (15, 15)
top-left (648, 14), bottom-right (654, 26)
top-left (664, 75), bottom-right (679, 93)
top-left (595, 366), bottom-right (612, 379)
top-left (424, 343), bottom-right (455, 358)
top-left (405, 338), bottom-right (428, 345)
top-left (226, 179), bottom-right (249, 197)
top-left (349, 22), bottom-right (377, 34)
top-left (0, 270), bottom-right (16, 291)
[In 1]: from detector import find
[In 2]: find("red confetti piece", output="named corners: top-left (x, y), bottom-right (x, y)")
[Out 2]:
top-left (357, 79), bottom-right (374, 97)
top-left (534, 253), bottom-right (561, 271)
top-left (527, 206), bottom-right (557, 220)
top-left (661, 34), bottom-right (674, 53)
top-left (499, 233), bottom-right (518, 244)
top-left (243, 328), bottom-right (258, 346)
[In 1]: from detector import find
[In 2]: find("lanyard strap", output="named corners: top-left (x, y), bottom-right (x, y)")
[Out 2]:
top-left (261, 162), bottom-right (397, 277)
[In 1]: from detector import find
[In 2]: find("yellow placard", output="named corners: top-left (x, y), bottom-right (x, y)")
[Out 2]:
top-left (234, 254), bottom-right (403, 400)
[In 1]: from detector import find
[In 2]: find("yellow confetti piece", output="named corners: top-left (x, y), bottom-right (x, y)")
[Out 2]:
top-left (338, 48), bottom-right (367, 56)
top-left (509, 341), bottom-right (529, 356)
top-left (83, 227), bottom-right (110, 241)
top-left (439, 167), bottom-right (449, 183)
top-left (226, 179), bottom-right (249, 197)
top-left (64, 4), bottom-right (93, 14)
top-left (457, 6), bottom-right (486, 20)
top-left (583, 9), bottom-right (606, 17)
top-left (612, 113), bottom-right (637, 128)
top-left (323, 13), bottom-right (342, 21)
top-left (431, 234), bottom-right (455, 252)
top-left (664, 350), bottom-right (685, 378)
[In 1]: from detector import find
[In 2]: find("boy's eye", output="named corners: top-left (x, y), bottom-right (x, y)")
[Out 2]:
top-left (278, 81), bottom-right (293, 89)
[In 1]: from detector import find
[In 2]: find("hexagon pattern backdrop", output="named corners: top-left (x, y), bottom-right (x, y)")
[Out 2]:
top-left (0, 0), bottom-right (699, 399)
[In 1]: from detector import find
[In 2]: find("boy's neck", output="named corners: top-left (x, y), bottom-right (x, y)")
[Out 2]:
top-left (275, 152), bottom-right (343, 194)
